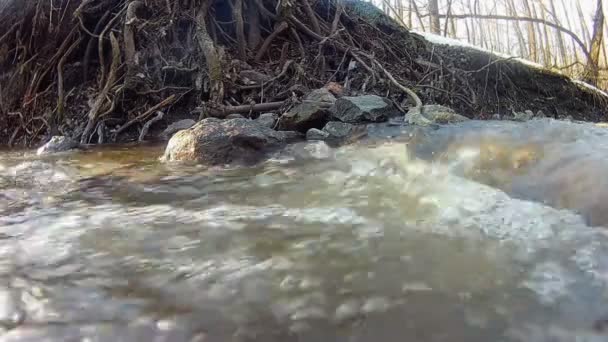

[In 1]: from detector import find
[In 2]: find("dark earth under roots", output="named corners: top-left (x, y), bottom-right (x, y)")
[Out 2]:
top-left (0, 0), bottom-right (606, 148)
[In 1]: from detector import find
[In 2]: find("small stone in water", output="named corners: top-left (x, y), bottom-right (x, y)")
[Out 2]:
top-left (334, 299), bottom-right (361, 322)
top-left (361, 297), bottom-right (390, 314)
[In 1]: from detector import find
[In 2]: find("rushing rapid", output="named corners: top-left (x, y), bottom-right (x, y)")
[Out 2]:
top-left (1, 118), bottom-right (608, 342)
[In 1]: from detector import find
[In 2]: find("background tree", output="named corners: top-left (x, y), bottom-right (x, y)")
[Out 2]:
top-left (372, 0), bottom-right (608, 88)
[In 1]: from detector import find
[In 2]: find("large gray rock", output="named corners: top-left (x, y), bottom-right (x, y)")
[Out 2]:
top-left (331, 95), bottom-right (399, 123)
top-left (161, 118), bottom-right (302, 165)
top-left (36, 136), bottom-right (78, 155)
top-left (323, 122), bottom-right (357, 139)
top-left (276, 88), bottom-right (337, 132)
top-left (405, 105), bottom-right (469, 125)
top-left (161, 119), bottom-right (196, 140)
top-left (255, 113), bottom-right (278, 129)
top-left (277, 102), bottom-right (331, 132)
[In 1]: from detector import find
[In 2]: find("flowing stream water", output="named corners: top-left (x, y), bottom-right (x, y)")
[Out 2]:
top-left (1, 119), bottom-right (608, 341)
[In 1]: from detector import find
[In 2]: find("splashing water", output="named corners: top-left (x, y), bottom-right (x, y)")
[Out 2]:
top-left (1, 119), bottom-right (608, 341)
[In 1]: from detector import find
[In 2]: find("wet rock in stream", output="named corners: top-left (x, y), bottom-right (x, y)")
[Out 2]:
top-left (277, 88), bottom-right (337, 132)
top-left (331, 95), bottom-right (399, 123)
top-left (161, 118), bottom-right (302, 165)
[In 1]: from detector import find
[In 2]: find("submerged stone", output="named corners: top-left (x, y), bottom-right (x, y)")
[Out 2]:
top-left (331, 95), bottom-right (399, 123)
top-left (161, 118), bottom-right (301, 165)
top-left (36, 136), bottom-right (78, 155)
top-left (322, 121), bottom-right (357, 139)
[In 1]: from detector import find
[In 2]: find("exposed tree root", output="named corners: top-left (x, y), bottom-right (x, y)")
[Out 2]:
top-left (81, 32), bottom-right (121, 144)
top-left (139, 111), bottom-right (164, 142)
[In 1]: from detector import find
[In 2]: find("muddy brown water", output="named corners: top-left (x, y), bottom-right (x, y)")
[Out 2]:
top-left (1, 119), bottom-right (608, 342)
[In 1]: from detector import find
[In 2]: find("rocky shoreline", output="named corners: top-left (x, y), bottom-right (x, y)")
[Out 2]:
top-left (37, 83), bottom-right (563, 166)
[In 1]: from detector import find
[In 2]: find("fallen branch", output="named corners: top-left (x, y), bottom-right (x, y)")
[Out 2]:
top-left (371, 59), bottom-right (423, 110)
top-left (207, 101), bottom-right (286, 118)
top-left (113, 94), bottom-right (176, 140)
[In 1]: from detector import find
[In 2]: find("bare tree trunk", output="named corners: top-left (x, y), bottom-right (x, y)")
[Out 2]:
top-left (560, 0), bottom-right (580, 67)
top-left (428, 0), bottom-right (441, 34)
top-left (474, 0), bottom-right (486, 48)
top-left (576, 0), bottom-right (592, 49)
top-left (584, 0), bottom-right (604, 85)
top-left (522, 0), bottom-right (538, 62)
top-left (467, 0), bottom-right (477, 45)
top-left (548, 0), bottom-right (568, 66)
top-left (407, 0), bottom-right (413, 28)
top-left (411, 0), bottom-right (426, 31)
top-left (537, 1), bottom-right (552, 66)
